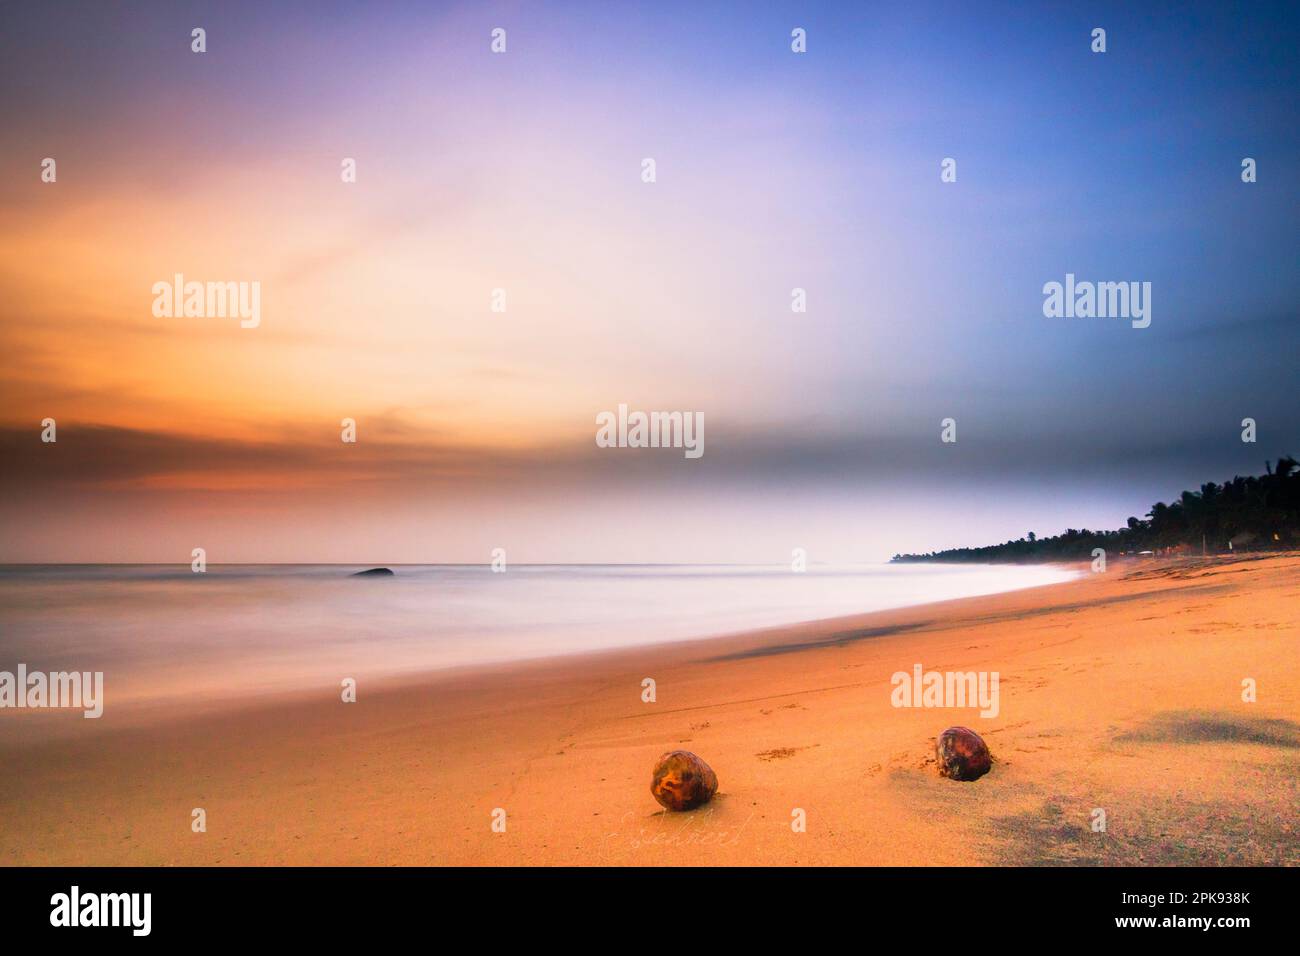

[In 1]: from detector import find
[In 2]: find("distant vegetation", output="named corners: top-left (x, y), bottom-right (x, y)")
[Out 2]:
top-left (892, 457), bottom-right (1300, 563)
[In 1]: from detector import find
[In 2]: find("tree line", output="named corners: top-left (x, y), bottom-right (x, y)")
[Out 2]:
top-left (891, 457), bottom-right (1299, 563)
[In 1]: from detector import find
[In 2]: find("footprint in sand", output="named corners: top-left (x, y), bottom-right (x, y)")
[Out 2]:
top-left (755, 744), bottom-right (819, 761)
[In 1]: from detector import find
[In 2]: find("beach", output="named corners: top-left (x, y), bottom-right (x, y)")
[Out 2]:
top-left (2, 554), bottom-right (1297, 866)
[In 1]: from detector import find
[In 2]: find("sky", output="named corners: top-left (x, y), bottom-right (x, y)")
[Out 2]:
top-left (1, 1), bottom-right (1297, 563)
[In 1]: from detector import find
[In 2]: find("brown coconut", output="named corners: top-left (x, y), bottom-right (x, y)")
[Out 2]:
top-left (650, 750), bottom-right (718, 811)
top-left (936, 726), bottom-right (992, 781)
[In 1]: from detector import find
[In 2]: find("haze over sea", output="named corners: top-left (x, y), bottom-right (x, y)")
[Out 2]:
top-left (0, 563), bottom-right (1075, 715)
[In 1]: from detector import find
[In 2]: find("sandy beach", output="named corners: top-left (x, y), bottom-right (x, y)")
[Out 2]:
top-left (3, 554), bottom-right (1297, 867)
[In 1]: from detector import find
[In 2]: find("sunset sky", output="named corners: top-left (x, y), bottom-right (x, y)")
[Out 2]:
top-left (2, 1), bottom-right (1297, 563)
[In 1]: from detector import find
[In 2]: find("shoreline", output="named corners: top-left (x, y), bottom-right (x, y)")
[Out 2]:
top-left (0, 561), bottom-right (1081, 728)
top-left (2, 553), bottom-right (1296, 866)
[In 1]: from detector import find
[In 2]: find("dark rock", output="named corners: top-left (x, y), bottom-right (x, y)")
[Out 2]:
top-left (936, 726), bottom-right (992, 781)
top-left (651, 750), bottom-right (718, 811)
top-left (351, 567), bottom-right (395, 577)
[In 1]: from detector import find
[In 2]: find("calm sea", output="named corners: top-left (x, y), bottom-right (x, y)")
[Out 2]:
top-left (0, 563), bottom-right (1076, 711)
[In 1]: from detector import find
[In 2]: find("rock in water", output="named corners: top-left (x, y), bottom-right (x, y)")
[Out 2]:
top-left (936, 726), bottom-right (991, 781)
top-left (351, 567), bottom-right (394, 577)
top-left (651, 750), bottom-right (718, 811)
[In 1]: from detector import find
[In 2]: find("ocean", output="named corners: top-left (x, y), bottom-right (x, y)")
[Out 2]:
top-left (0, 563), bottom-right (1076, 712)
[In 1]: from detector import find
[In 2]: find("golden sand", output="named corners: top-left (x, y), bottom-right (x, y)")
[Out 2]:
top-left (3, 554), bottom-right (1297, 866)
